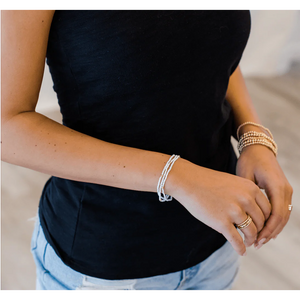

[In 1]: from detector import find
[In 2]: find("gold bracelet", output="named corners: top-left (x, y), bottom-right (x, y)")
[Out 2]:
top-left (238, 138), bottom-right (278, 156)
top-left (237, 121), bottom-right (274, 140)
top-left (238, 132), bottom-right (278, 151)
top-left (237, 123), bottom-right (278, 156)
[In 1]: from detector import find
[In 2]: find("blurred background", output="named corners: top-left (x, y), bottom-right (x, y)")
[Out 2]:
top-left (1, 10), bottom-right (300, 290)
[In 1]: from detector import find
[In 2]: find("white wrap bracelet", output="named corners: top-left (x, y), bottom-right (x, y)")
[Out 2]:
top-left (157, 154), bottom-right (180, 202)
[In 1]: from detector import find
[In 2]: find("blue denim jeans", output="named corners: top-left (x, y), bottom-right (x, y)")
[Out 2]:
top-left (31, 215), bottom-right (240, 290)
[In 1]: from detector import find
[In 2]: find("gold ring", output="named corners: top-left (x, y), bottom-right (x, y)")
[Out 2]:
top-left (288, 204), bottom-right (293, 211)
top-left (236, 215), bottom-right (252, 230)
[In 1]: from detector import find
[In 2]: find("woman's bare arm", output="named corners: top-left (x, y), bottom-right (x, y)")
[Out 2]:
top-left (226, 65), bottom-right (262, 135)
top-left (225, 66), bottom-right (293, 248)
top-left (2, 11), bottom-right (273, 256)
top-left (1, 10), bottom-right (173, 193)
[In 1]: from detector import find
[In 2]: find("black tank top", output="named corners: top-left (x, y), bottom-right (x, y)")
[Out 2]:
top-left (39, 10), bottom-right (251, 279)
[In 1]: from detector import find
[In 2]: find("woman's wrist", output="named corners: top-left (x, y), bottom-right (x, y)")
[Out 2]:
top-left (163, 157), bottom-right (196, 205)
top-left (237, 123), bottom-right (265, 137)
top-left (236, 122), bottom-right (278, 157)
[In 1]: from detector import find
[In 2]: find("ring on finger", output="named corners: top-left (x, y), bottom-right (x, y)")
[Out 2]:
top-left (288, 204), bottom-right (293, 211)
top-left (236, 214), bottom-right (253, 229)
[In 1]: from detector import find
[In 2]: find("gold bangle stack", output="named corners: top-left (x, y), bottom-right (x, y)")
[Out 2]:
top-left (237, 122), bottom-right (278, 157)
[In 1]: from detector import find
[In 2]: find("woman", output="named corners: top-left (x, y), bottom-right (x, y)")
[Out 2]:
top-left (2, 10), bottom-right (293, 290)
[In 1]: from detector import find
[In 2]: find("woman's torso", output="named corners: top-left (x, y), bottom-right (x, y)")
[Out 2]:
top-left (39, 10), bottom-right (251, 279)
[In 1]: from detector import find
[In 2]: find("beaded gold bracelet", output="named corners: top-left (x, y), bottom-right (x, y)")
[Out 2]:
top-left (237, 122), bottom-right (278, 156)
top-left (237, 121), bottom-right (274, 140)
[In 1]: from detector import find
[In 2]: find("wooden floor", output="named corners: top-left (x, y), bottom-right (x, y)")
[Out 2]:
top-left (1, 70), bottom-right (300, 290)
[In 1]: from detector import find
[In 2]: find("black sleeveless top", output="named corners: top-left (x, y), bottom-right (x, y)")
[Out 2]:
top-left (39, 10), bottom-right (251, 279)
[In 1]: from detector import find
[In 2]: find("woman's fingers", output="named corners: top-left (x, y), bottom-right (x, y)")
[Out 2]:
top-left (254, 183), bottom-right (293, 248)
top-left (235, 144), bottom-right (293, 250)
top-left (255, 189), bottom-right (272, 221)
top-left (238, 217), bottom-right (258, 247)
top-left (239, 184), bottom-right (269, 227)
top-left (225, 207), bottom-right (263, 254)
top-left (222, 224), bottom-right (247, 256)
top-left (231, 186), bottom-right (270, 248)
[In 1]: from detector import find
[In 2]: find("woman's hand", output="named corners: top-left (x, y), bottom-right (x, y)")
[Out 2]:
top-left (236, 144), bottom-right (293, 249)
top-left (167, 158), bottom-right (272, 256)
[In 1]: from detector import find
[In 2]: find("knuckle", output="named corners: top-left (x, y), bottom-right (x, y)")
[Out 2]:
top-left (244, 237), bottom-right (255, 247)
top-left (240, 194), bottom-right (252, 207)
top-left (276, 182), bottom-right (286, 191)
top-left (268, 201), bottom-right (272, 212)
top-left (242, 197), bottom-right (258, 213)
top-left (262, 226), bottom-right (273, 236)
top-left (230, 204), bottom-right (244, 219)
top-left (278, 182), bottom-right (293, 198)
top-left (287, 183), bottom-right (293, 196)
top-left (228, 237), bottom-right (245, 255)
top-left (274, 213), bottom-right (284, 223)
top-left (245, 231), bottom-right (257, 244)
top-left (243, 183), bottom-right (259, 203)
top-left (238, 245), bottom-right (246, 256)
top-left (257, 221), bottom-right (264, 233)
top-left (249, 180), bottom-right (260, 194)
top-left (253, 227), bottom-right (258, 236)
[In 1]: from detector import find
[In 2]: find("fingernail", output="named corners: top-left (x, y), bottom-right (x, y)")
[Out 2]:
top-left (242, 251), bottom-right (247, 256)
top-left (255, 238), bottom-right (266, 250)
top-left (273, 235), bottom-right (278, 240)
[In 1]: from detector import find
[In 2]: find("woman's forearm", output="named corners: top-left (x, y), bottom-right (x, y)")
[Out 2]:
top-left (1, 65), bottom-right (263, 199)
top-left (226, 65), bottom-right (263, 136)
top-left (2, 111), bottom-right (172, 193)
top-left (1, 10), bottom-right (184, 200)
top-left (227, 68), bottom-right (293, 249)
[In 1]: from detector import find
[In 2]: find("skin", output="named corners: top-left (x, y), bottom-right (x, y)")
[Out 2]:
top-left (225, 67), bottom-right (293, 249)
top-left (1, 10), bottom-right (293, 258)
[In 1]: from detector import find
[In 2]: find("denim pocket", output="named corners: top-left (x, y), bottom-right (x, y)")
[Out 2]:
top-left (77, 276), bottom-right (137, 290)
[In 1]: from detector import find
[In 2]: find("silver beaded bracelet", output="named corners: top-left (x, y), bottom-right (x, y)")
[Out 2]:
top-left (157, 154), bottom-right (180, 202)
